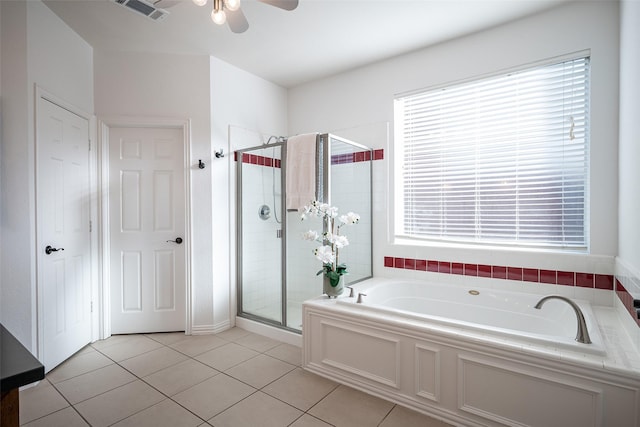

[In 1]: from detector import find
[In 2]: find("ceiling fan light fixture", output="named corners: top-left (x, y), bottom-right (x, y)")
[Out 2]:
top-left (193, 0), bottom-right (297, 32)
top-left (211, 5), bottom-right (226, 24)
top-left (224, 0), bottom-right (241, 12)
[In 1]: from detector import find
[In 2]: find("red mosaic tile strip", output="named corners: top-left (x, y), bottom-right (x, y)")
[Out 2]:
top-left (235, 151), bottom-right (281, 168)
top-left (616, 279), bottom-right (640, 327)
top-left (235, 148), bottom-right (384, 167)
top-left (383, 256), bottom-right (614, 290)
top-left (332, 149), bottom-right (384, 165)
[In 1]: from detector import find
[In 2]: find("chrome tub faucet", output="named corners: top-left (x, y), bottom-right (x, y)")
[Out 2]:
top-left (534, 295), bottom-right (592, 344)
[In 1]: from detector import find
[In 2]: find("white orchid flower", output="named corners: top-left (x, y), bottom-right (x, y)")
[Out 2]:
top-left (331, 234), bottom-right (349, 248)
top-left (314, 245), bottom-right (335, 264)
top-left (302, 230), bottom-right (319, 241)
top-left (339, 212), bottom-right (360, 225)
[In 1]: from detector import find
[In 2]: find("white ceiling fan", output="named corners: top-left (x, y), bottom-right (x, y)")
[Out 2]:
top-left (192, 0), bottom-right (299, 33)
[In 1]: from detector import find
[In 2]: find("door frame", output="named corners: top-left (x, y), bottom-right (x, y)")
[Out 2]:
top-left (97, 117), bottom-right (193, 338)
top-left (34, 85), bottom-right (97, 364)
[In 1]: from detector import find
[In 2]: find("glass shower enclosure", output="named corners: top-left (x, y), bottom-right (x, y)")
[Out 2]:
top-left (236, 133), bottom-right (372, 332)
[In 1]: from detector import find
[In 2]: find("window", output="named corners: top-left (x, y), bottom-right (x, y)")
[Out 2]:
top-left (395, 56), bottom-right (590, 249)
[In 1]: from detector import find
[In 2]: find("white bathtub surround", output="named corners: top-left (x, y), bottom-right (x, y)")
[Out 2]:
top-left (303, 278), bottom-right (640, 427)
top-left (336, 280), bottom-right (606, 355)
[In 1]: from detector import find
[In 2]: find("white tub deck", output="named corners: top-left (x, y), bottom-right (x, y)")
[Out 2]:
top-left (336, 279), bottom-right (606, 355)
top-left (303, 278), bottom-right (640, 427)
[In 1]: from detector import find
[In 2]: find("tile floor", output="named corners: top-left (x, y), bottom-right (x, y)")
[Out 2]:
top-left (19, 328), bottom-right (453, 427)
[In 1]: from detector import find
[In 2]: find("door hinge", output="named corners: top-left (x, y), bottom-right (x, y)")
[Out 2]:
top-left (88, 139), bottom-right (91, 151)
top-left (89, 220), bottom-right (92, 232)
top-left (90, 301), bottom-right (93, 313)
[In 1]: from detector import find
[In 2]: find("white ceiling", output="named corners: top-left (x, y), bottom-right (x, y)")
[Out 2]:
top-left (44, 0), bottom-right (570, 88)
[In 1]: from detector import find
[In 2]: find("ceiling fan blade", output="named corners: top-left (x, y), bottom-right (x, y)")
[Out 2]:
top-left (227, 8), bottom-right (249, 33)
top-left (152, 0), bottom-right (180, 9)
top-left (258, 0), bottom-right (299, 11)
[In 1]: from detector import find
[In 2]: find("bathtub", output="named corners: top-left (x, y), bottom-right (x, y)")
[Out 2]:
top-left (303, 278), bottom-right (640, 427)
top-left (336, 280), bottom-right (605, 355)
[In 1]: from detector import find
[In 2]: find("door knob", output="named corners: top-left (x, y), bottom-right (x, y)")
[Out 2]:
top-left (45, 245), bottom-right (64, 255)
top-left (167, 237), bottom-right (183, 244)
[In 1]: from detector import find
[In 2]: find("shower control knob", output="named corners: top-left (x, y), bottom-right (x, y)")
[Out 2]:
top-left (167, 237), bottom-right (183, 244)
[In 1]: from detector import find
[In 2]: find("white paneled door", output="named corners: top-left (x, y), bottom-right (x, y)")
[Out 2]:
top-left (37, 98), bottom-right (92, 371)
top-left (109, 127), bottom-right (186, 334)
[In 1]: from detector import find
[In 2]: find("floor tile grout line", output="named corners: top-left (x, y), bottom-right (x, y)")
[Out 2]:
top-left (256, 365), bottom-right (338, 410)
top-left (156, 336), bottom-right (302, 425)
top-left (109, 342), bottom-right (216, 426)
top-left (376, 404), bottom-right (398, 427)
top-left (45, 380), bottom-right (94, 427)
top-left (32, 331), bottom-right (351, 427)
top-left (54, 372), bottom-right (139, 407)
top-left (47, 361), bottom-right (116, 386)
top-left (204, 388), bottom-right (261, 423)
top-left (116, 348), bottom-right (197, 379)
top-left (52, 338), bottom-right (210, 427)
top-left (193, 347), bottom-right (264, 371)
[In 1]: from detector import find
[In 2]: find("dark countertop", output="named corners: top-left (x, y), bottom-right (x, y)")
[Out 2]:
top-left (1, 324), bottom-right (44, 393)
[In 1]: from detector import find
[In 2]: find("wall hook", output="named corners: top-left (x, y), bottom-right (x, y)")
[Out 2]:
top-left (198, 159), bottom-right (205, 169)
top-left (215, 149), bottom-right (225, 159)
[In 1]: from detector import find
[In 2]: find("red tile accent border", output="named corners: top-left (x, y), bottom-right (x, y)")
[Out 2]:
top-left (576, 273), bottom-right (594, 288)
top-left (331, 149), bottom-right (383, 165)
top-left (557, 271), bottom-right (575, 286)
top-left (478, 264), bottom-right (491, 278)
top-left (464, 264), bottom-right (478, 277)
top-left (595, 274), bottom-right (614, 290)
top-left (507, 267), bottom-right (523, 281)
top-left (236, 149), bottom-right (384, 168)
top-left (492, 266), bottom-right (506, 279)
top-left (540, 269), bottom-right (557, 284)
top-left (451, 262), bottom-right (464, 275)
top-left (523, 268), bottom-right (538, 282)
top-left (382, 256), bottom-right (613, 290)
top-left (235, 152), bottom-right (282, 168)
top-left (616, 280), bottom-right (640, 327)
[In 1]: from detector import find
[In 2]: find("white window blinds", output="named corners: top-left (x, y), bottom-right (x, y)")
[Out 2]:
top-left (395, 56), bottom-right (590, 249)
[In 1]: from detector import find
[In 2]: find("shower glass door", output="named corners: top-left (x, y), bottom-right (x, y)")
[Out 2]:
top-left (237, 143), bottom-right (284, 325)
top-left (285, 134), bottom-right (373, 330)
top-left (236, 131), bottom-right (373, 333)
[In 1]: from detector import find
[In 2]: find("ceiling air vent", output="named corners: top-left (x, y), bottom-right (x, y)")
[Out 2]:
top-left (112, 0), bottom-right (169, 21)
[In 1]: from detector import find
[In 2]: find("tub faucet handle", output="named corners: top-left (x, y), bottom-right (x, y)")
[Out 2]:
top-left (357, 293), bottom-right (367, 304)
top-left (347, 286), bottom-right (355, 298)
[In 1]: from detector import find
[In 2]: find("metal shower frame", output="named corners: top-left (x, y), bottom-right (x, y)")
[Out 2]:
top-left (235, 133), bottom-right (373, 333)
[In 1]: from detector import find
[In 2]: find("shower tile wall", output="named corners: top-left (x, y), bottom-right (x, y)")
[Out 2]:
top-left (287, 148), bottom-right (374, 317)
top-left (331, 159), bottom-right (372, 282)
top-left (287, 211), bottom-right (324, 328)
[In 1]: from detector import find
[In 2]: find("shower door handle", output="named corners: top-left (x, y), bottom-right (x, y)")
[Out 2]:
top-left (167, 237), bottom-right (183, 244)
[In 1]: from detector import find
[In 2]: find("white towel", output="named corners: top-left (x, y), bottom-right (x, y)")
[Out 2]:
top-left (286, 133), bottom-right (318, 211)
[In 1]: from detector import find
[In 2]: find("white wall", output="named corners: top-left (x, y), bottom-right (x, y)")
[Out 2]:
top-left (94, 51), bottom-right (217, 332)
top-left (289, 1), bottom-right (620, 280)
top-left (210, 56), bottom-right (288, 326)
top-left (0, 1), bottom-right (94, 349)
top-left (617, 0), bottom-right (640, 293)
